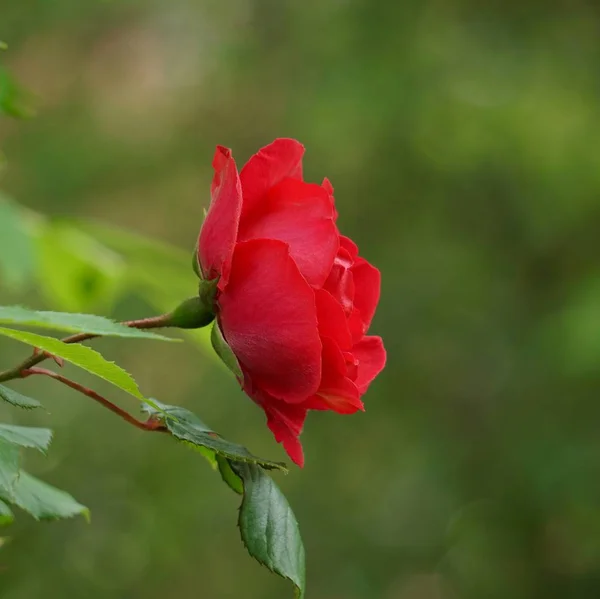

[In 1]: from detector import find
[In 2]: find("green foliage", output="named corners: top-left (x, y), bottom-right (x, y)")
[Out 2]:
top-left (0, 67), bottom-right (35, 119)
top-left (143, 400), bottom-right (287, 472)
top-left (0, 440), bottom-right (20, 497)
top-left (234, 462), bottom-right (306, 599)
top-left (0, 499), bottom-right (14, 526)
top-left (0, 423), bottom-right (87, 523)
top-left (0, 327), bottom-right (157, 406)
top-left (0, 384), bottom-right (42, 409)
top-left (36, 223), bottom-right (124, 313)
top-left (211, 321), bottom-right (242, 378)
top-left (145, 400), bottom-right (303, 596)
top-left (0, 424), bottom-right (52, 453)
top-left (10, 471), bottom-right (89, 522)
top-left (0, 196), bottom-right (36, 290)
top-left (0, 305), bottom-right (177, 341)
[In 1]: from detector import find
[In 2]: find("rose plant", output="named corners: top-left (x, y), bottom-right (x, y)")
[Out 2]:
top-left (0, 128), bottom-right (385, 596)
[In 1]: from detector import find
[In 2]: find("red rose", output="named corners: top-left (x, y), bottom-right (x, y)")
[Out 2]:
top-left (197, 139), bottom-right (386, 466)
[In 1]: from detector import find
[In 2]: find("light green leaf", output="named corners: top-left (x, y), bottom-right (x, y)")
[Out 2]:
top-left (0, 384), bottom-right (42, 409)
top-left (234, 462), bottom-right (305, 599)
top-left (0, 196), bottom-right (36, 289)
top-left (36, 223), bottom-right (123, 313)
top-left (0, 499), bottom-right (14, 526)
top-left (0, 305), bottom-right (176, 342)
top-left (0, 424), bottom-right (52, 453)
top-left (144, 401), bottom-right (287, 473)
top-left (10, 471), bottom-right (89, 521)
top-left (0, 67), bottom-right (36, 119)
top-left (74, 220), bottom-right (217, 359)
top-left (0, 327), bottom-right (154, 405)
top-left (0, 439), bottom-right (20, 498)
top-left (217, 455), bottom-right (243, 495)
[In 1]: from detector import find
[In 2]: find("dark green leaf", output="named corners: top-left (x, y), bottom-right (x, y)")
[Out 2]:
top-left (144, 400), bottom-right (287, 473)
top-left (10, 471), bottom-right (89, 521)
top-left (0, 305), bottom-right (176, 341)
top-left (0, 384), bottom-right (42, 409)
top-left (0, 439), bottom-right (20, 498)
top-left (0, 424), bottom-right (52, 453)
top-left (234, 462), bottom-right (305, 599)
top-left (0, 499), bottom-right (14, 526)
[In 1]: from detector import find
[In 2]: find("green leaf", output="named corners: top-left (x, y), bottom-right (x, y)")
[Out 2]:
top-left (0, 384), bottom-right (42, 409)
top-left (0, 67), bottom-right (36, 119)
top-left (0, 499), bottom-right (14, 526)
top-left (144, 401), bottom-right (287, 473)
top-left (0, 424), bottom-right (52, 453)
top-left (36, 223), bottom-right (124, 313)
top-left (0, 196), bottom-right (36, 289)
top-left (0, 439), bottom-right (20, 498)
top-left (10, 471), bottom-right (89, 521)
top-left (0, 327), bottom-right (155, 406)
top-left (217, 455), bottom-right (243, 495)
top-left (234, 462), bottom-right (306, 599)
top-left (0, 305), bottom-right (176, 342)
top-left (73, 220), bottom-right (218, 360)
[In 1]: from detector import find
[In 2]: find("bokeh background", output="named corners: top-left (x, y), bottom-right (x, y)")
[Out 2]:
top-left (1, 1), bottom-right (600, 597)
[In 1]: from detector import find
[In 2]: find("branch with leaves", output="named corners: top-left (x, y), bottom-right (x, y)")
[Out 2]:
top-left (0, 305), bottom-right (305, 597)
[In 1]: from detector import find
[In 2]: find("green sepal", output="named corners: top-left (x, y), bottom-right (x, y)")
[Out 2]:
top-left (211, 320), bottom-right (242, 379)
top-left (168, 296), bottom-right (215, 329)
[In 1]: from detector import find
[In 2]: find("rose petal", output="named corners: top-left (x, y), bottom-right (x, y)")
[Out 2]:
top-left (352, 258), bottom-right (381, 332)
top-left (321, 177), bottom-right (334, 195)
top-left (348, 308), bottom-right (365, 343)
top-left (239, 178), bottom-right (339, 287)
top-left (254, 393), bottom-right (307, 467)
top-left (323, 247), bottom-right (355, 314)
top-left (218, 238), bottom-right (322, 402)
top-left (239, 138), bottom-right (305, 217)
top-left (353, 335), bottom-right (386, 394)
top-left (306, 337), bottom-right (362, 414)
top-left (197, 146), bottom-right (242, 282)
top-left (340, 235), bottom-right (358, 259)
top-left (315, 288), bottom-right (352, 350)
top-left (321, 178), bottom-right (338, 220)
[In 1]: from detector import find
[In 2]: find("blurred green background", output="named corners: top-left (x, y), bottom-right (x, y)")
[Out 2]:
top-left (2, 0), bottom-right (600, 597)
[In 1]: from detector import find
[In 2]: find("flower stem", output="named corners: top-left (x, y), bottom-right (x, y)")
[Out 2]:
top-left (21, 367), bottom-right (167, 432)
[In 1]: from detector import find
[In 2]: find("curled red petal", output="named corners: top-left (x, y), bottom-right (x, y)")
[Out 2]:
top-left (218, 239), bottom-right (322, 403)
top-left (352, 257), bottom-right (381, 332)
top-left (239, 138), bottom-right (305, 218)
top-left (353, 335), bottom-right (386, 394)
top-left (306, 337), bottom-right (363, 414)
top-left (197, 146), bottom-right (242, 282)
top-left (239, 178), bottom-right (339, 287)
top-left (254, 393), bottom-right (307, 467)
